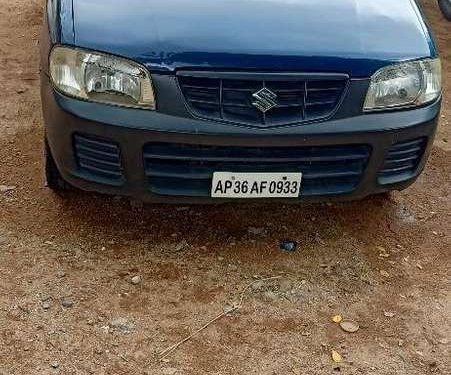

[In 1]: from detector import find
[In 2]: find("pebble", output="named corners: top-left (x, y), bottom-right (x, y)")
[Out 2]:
top-left (110, 318), bottom-right (135, 334)
top-left (131, 275), bottom-right (142, 285)
top-left (380, 270), bottom-right (390, 278)
top-left (0, 185), bottom-right (16, 193)
top-left (42, 301), bottom-right (51, 310)
top-left (61, 297), bottom-right (74, 308)
top-left (223, 303), bottom-right (236, 315)
top-left (162, 368), bottom-right (178, 375)
top-left (339, 319), bottom-right (360, 333)
top-left (174, 240), bottom-right (189, 252)
top-left (279, 240), bottom-right (298, 252)
top-left (50, 361), bottom-right (59, 369)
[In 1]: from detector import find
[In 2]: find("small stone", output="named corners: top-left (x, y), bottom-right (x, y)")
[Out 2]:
top-left (279, 240), bottom-right (298, 252)
top-left (0, 185), bottom-right (16, 193)
top-left (110, 318), bottom-right (135, 334)
top-left (380, 270), bottom-right (390, 278)
top-left (174, 240), bottom-right (189, 252)
top-left (223, 303), bottom-right (236, 315)
top-left (42, 302), bottom-right (51, 310)
top-left (339, 319), bottom-right (360, 333)
top-left (131, 276), bottom-right (142, 285)
top-left (162, 368), bottom-right (178, 375)
top-left (217, 256), bottom-right (224, 261)
top-left (384, 311), bottom-right (395, 318)
top-left (51, 361), bottom-right (59, 369)
top-left (61, 297), bottom-right (74, 308)
top-left (416, 264), bottom-right (423, 270)
top-left (56, 271), bottom-right (66, 278)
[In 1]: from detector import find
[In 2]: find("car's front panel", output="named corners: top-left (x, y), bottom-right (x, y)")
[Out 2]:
top-left (41, 70), bottom-right (440, 202)
top-left (40, 0), bottom-right (441, 203)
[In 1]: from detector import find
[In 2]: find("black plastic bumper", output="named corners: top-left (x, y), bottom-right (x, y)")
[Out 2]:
top-left (41, 76), bottom-right (440, 203)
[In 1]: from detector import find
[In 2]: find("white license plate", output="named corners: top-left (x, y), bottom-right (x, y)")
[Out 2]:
top-left (211, 172), bottom-right (302, 199)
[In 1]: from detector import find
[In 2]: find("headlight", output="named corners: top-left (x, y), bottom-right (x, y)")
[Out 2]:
top-left (49, 46), bottom-right (155, 109)
top-left (364, 58), bottom-right (441, 111)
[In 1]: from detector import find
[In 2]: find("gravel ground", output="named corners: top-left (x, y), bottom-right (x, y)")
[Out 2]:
top-left (0, 1), bottom-right (450, 374)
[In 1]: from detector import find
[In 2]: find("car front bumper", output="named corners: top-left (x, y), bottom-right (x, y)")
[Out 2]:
top-left (41, 75), bottom-right (440, 203)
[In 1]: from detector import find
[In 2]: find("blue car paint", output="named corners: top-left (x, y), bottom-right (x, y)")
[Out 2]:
top-left (47, 0), bottom-right (436, 77)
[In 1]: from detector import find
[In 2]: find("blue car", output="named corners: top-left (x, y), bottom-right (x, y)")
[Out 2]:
top-left (41, 0), bottom-right (442, 202)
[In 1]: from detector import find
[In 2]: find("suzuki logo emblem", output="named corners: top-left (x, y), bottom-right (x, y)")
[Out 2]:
top-left (252, 87), bottom-right (278, 113)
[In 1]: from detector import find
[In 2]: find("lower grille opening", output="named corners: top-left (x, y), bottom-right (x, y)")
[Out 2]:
top-left (73, 134), bottom-right (124, 185)
top-left (378, 137), bottom-right (427, 185)
top-left (143, 143), bottom-right (371, 197)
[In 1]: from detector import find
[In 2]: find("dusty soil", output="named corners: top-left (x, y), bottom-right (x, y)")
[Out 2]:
top-left (0, 1), bottom-right (449, 374)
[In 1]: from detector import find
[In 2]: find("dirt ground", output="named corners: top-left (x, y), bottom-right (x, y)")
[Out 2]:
top-left (0, 1), bottom-right (449, 374)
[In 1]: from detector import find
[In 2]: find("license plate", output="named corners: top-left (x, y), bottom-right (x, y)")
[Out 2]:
top-left (211, 172), bottom-right (302, 199)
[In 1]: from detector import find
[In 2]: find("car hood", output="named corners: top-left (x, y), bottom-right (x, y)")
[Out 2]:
top-left (70, 0), bottom-right (434, 77)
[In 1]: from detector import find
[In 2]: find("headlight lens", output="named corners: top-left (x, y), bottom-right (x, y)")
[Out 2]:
top-left (364, 58), bottom-right (441, 111)
top-left (49, 46), bottom-right (155, 109)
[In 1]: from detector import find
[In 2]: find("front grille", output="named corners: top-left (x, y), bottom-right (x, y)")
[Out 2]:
top-left (143, 143), bottom-right (370, 197)
top-left (178, 73), bottom-right (348, 127)
top-left (378, 137), bottom-right (427, 184)
top-left (73, 134), bottom-right (124, 184)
